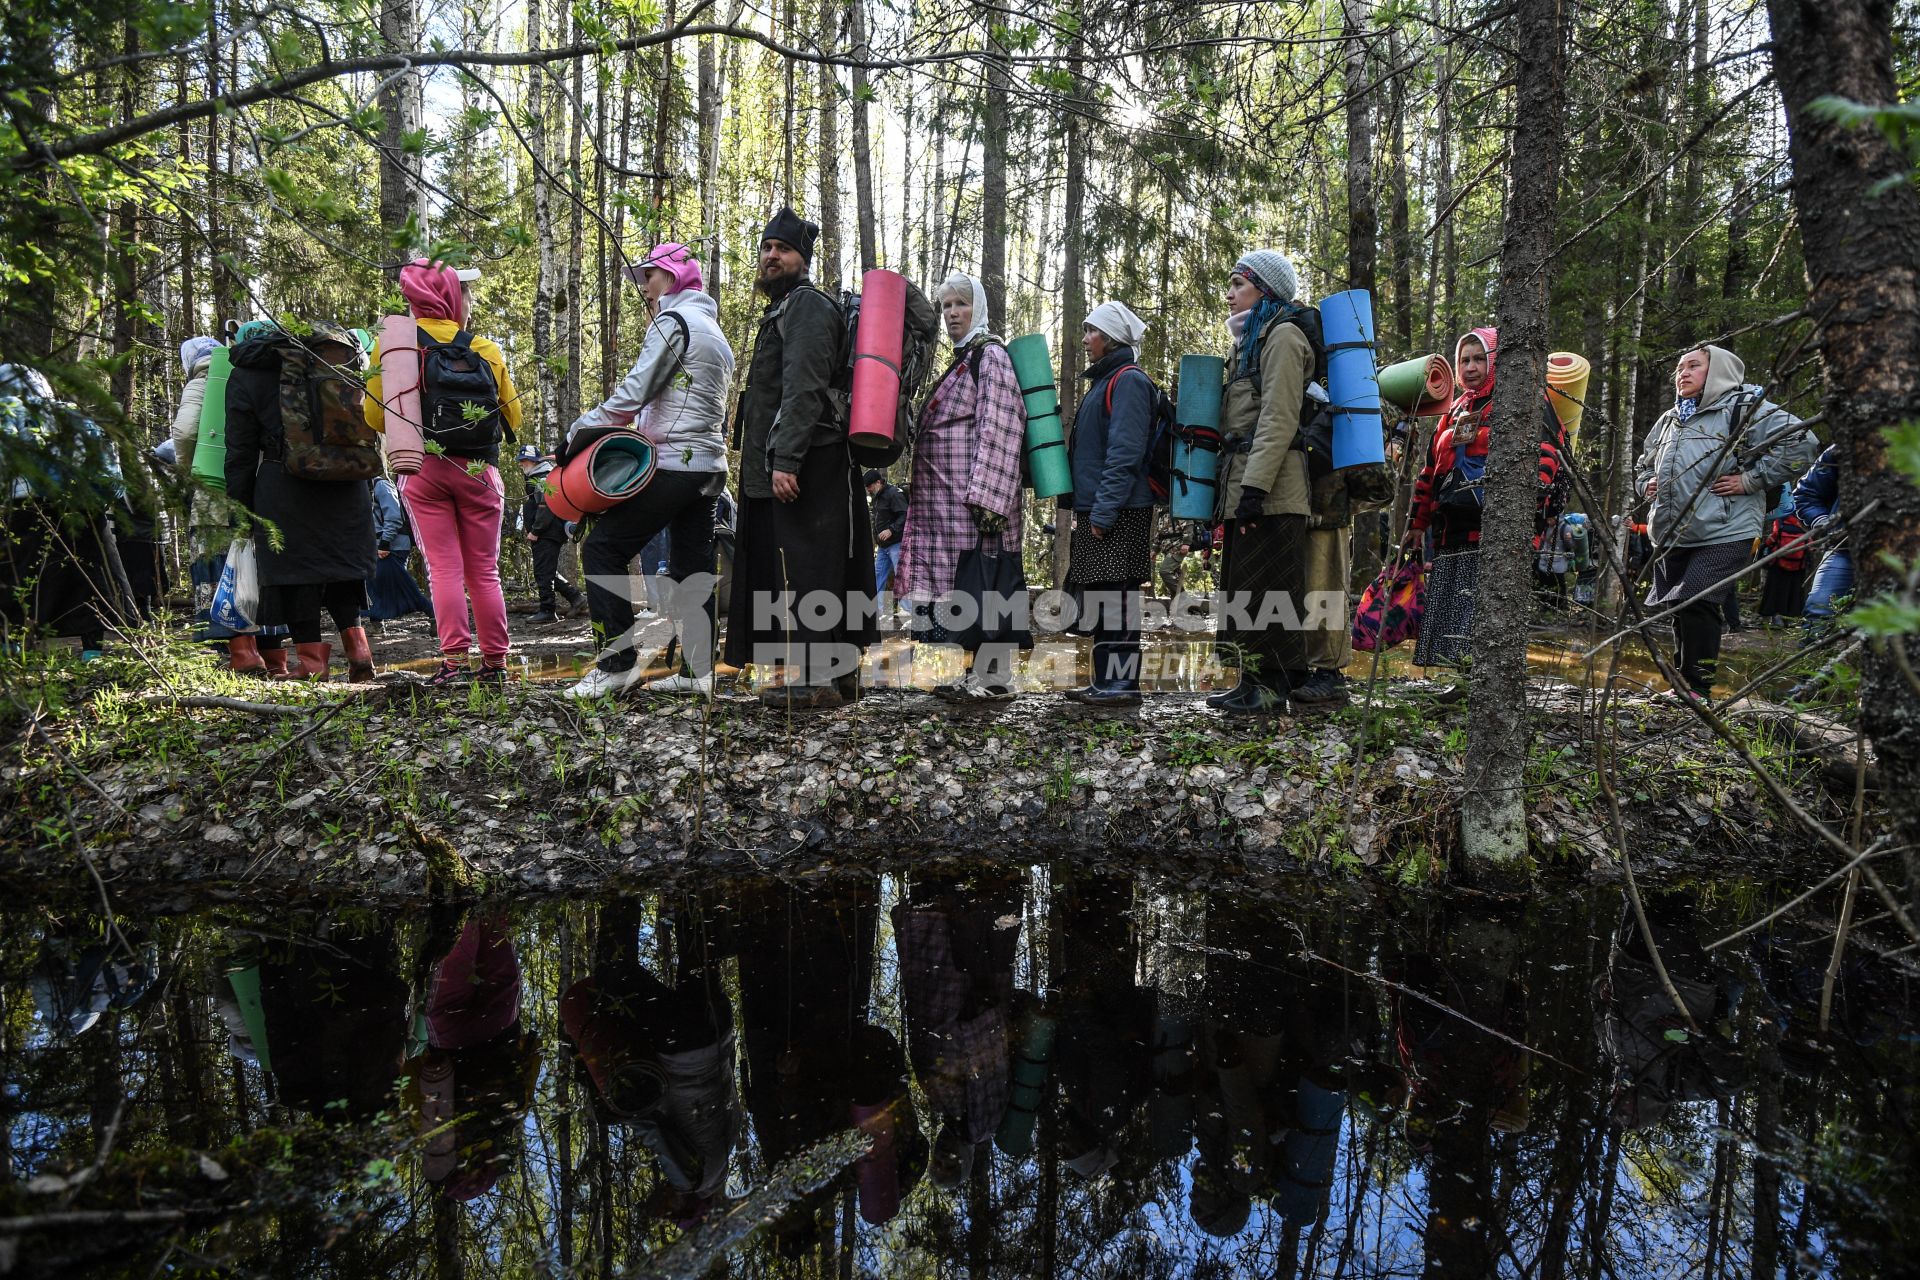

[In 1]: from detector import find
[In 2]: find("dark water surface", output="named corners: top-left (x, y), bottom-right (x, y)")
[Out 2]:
top-left (4, 867), bottom-right (1913, 1278)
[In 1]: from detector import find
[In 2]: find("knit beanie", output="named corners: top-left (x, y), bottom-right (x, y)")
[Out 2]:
top-left (761, 207), bottom-right (820, 264)
top-left (1233, 250), bottom-right (1299, 304)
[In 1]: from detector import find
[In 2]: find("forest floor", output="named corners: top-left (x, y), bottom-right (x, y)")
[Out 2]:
top-left (0, 596), bottom-right (1859, 907)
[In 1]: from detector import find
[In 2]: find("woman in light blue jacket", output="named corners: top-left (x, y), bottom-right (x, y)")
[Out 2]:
top-left (1635, 344), bottom-right (1815, 702)
top-left (366, 474), bottom-right (433, 627)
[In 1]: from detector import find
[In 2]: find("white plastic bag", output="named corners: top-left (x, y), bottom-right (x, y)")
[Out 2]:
top-left (210, 537), bottom-right (259, 634)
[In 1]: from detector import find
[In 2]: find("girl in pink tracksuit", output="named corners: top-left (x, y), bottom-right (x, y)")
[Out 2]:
top-left (366, 261), bottom-right (523, 685)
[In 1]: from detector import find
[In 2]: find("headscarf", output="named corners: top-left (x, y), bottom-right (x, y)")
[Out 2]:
top-left (179, 335), bottom-right (221, 374)
top-left (1443, 326), bottom-right (1499, 452)
top-left (938, 273), bottom-right (991, 349)
top-left (1084, 300), bottom-right (1146, 349)
top-left (1453, 327), bottom-right (1498, 399)
top-left (627, 242), bottom-right (703, 294)
top-left (399, 259), bottom-right (467, 326)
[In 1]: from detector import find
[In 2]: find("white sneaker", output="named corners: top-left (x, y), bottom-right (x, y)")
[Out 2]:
top-left (565, 665), bottom-right (641, 699)
top-left (644, 672), bottom-right (713, 696)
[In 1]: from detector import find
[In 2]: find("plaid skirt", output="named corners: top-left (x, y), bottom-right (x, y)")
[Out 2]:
top-left (1066, 506), bottom-right (1153, 586)
top-left (1413, 547), bottom-right (1480, 668)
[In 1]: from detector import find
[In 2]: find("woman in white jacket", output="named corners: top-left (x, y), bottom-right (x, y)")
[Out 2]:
top-left (564, 243), bottom-right (736, 698)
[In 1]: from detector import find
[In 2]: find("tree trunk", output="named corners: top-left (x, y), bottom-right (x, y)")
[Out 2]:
top-left (1766, 0), bottom-right (1920, 876)
top-left (377, 0), bottom-right (425, 243)
top-left (1055, 32), bottom-right (1087, 590)
top-left (651, 0), bottom-right (675, 215)
top-left (781, 0), bottom-right (796, 205)
top-left (814, 0), bottom-right (842, 287)
top-left (109, 18), bottom-right (141, 416)
top-left (527, 0), bottom-right (558, 448)
top-left (1674, 0), bottom-right (1711, 314)
top-left (1386, 25), bottom-right (1414, 355)
top-left (563, 12), bottom-right (586, 425)
top-left (1431, 2), bottom-right (1456, 345)
top-left (980, 34), bottom-right (1011, 324)
top-left (1341, 0), bottom-right (1377, 297)
top-left (849, 0), bottom-right (878, 271)
top-left (1461, 0), bottom-right (1570, 867)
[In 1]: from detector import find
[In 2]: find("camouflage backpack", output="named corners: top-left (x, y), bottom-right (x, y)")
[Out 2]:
top-left (277, 323), bottom-right (380, 483)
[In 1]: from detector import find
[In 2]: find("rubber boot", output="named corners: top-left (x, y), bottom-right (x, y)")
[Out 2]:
top-left (341, 626), bottom-right (376, 682)
top-left (260, 644), bottom-right (289, 678)
top-left (228, 634), bottom-right (266, 676)
top-left (281, 642), bottom-right (331, 681)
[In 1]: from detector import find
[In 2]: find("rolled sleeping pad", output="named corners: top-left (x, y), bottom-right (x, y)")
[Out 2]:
top-left (190, 346), bottom-right (233, 491)
top-left (994, 1009), bottom-right (1058, 1157)
top-left (1007, 333), bottom-right (1071, 499)
top-left (1320, 289), bottom-right (1387, 471)
top-left (1377, 354), bottom-right (1455, 417)
top-left (1546, 351), bottom-right (1591, 446)
top-left (375, 314), bottom-right (426, 475)
top-left (545, 431), bottom-right (656, 523)
top-left (847, 268), bottom-right (908, 455)
top-left (222, 963), bottom-right (273, 1074)
top-left (1170, 354), bottom-right (1225, 520)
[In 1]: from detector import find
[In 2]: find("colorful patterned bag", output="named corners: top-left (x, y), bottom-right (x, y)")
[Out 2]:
top-left (1352, 557), bottom-right (1426, 652)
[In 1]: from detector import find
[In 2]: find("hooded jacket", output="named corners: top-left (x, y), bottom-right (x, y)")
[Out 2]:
top-left (223, 332), bottom-right (376, 588)
top-left (566, 288), bottom-right (734, 473)
top-left (518, 462), bottom-right (568, 541)
top-left (1634, 345), bottom-right (1816, 550)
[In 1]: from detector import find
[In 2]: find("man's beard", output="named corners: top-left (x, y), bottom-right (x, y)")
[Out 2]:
top-left (755, 262), bottom-right (804, 298)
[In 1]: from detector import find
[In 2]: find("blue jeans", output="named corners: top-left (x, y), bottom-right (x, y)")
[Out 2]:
top-left (1804, 549), bottom-right (1853, 620)
top-left (874, 541), bottom-right (903, 593)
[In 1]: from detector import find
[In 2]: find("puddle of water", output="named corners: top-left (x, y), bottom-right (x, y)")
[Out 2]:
top-left (6, 868), bottom-right (1913, 1277)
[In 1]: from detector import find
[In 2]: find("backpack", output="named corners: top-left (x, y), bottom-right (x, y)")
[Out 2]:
top-left (420, 327), bottom-right (506, 454)
top-left (1102, 365), bottom-right (1180, 505)
top-left (1239, 304), bottom-right (1392, 498)
top-left (275, 324), bottom-right (381, 483)
top-left (1435, 425), bottom-right (1488, 513)
top-left (776, 282), bottom-right (940, 469)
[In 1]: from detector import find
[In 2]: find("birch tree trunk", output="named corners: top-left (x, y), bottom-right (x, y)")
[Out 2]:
top-left (563, 15), bottom-right (586, 425)
top-left (1386, 24), bottom-right (1414, 354)
top-left (1461, 0), bottom-right (1570, 867)
top-left (981, 38), bottom-right (1011, 324)
top-left (1766, 0), bottom-right (1920, 885)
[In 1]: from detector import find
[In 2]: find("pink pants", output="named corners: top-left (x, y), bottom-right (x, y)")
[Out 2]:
top-left (399, 453), bottom-right (510, 665)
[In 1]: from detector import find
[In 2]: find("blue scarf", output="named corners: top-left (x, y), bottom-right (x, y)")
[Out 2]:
top-left (1236, 297), bottom-right (1283, 379)
top-left (1674, 395), bottom-right (1700, 423)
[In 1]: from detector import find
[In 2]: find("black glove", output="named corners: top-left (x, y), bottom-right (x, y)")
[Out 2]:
top-left (1234, 486), bottom-right (1268, 532)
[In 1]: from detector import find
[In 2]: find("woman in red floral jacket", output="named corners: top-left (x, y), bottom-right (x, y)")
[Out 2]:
top-left (1403, 327), bottom-right (1568, 672)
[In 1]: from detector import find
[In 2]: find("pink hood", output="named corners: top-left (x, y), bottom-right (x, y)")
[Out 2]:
top-left (626, 242), bottom-right (703, 295)
top-left (1453, 326), bottom-right (1499, 399)
top-left (400, 259), bottom-right (466, 325)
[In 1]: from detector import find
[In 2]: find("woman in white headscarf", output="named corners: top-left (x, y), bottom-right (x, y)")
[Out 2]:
top-left (897, 273), bottom-right (1028, 701)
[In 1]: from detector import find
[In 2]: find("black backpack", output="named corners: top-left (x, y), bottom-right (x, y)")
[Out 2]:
top-left (419, 327), bottom-right (506, 454)
top-left (1240, 304), bottom-right (1392, 503)
top-left (779, 283), bottom-right (940, 469)
top-left (1101, 364), bottom-right (1180, 505)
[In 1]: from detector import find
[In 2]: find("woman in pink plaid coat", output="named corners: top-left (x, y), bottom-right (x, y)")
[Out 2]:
top-left (898, 274), bottom-right (1028, 701)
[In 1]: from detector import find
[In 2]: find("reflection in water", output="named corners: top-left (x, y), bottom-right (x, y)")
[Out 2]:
top-left (2, 871), bottom-right (1915, 1277)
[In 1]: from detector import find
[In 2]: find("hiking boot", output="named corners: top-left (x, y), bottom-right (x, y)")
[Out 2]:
top-left (962, 680), bottom-right (1017, 703)
top-left (567, 664), bottom-right (641, 699)
top-left (644, 672), bottom-right (713, 696)
top-left (932, 674), bottom-right (977, 702)
top-left (760, 682), bottom-right (845, 710)
top-left (472, 664), bottom-right (510, 688)
top-left (228, 634), bottom-right (266, 676)
top-left (528, 610), bottom-right (560, 625)
top-left (341, 626), bottom-right (376, 682)
top-left (427, 659), bottom-right (469, 687)
top-left (1290, 670), bottom-right (1349, 709)
top-left (1218, 680), bottom-right (1284, 716)
top-left (1205, 676), bottom-right (1247, 710)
